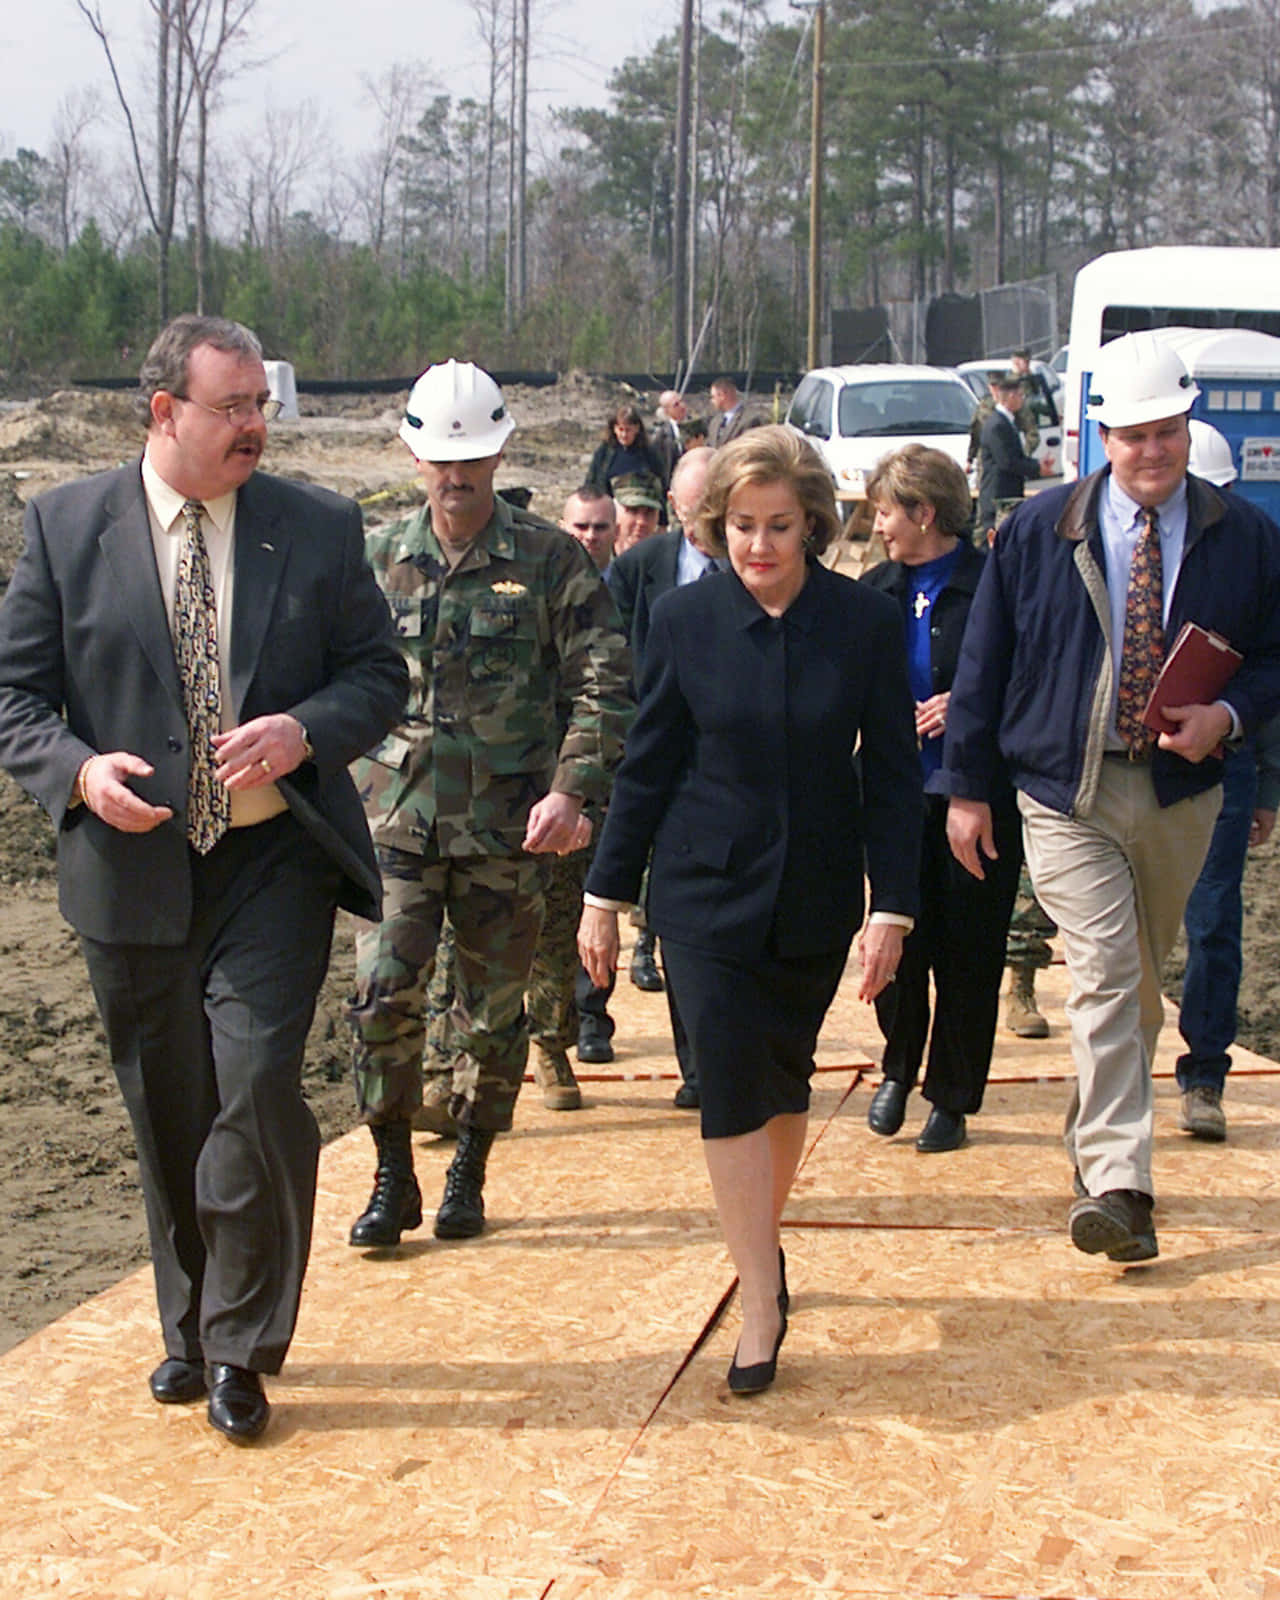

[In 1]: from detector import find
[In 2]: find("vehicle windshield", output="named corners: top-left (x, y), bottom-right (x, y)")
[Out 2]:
top-left (838, 380), bottom-right (975, 437)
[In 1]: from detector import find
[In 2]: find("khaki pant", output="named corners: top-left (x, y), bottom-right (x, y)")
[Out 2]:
top-left (1018, 764), bottom-right (1221, 1197)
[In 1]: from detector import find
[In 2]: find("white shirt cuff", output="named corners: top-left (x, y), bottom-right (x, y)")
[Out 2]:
top-left (583, 892), bottom-right (631, 913)
top-left (870, 911), bottom-right (915, 933)
top-left (1216, 700), bottom-right (1243, 742)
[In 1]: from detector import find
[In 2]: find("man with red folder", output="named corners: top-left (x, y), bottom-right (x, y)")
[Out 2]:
top-left (938, 333), bottom-right (1280, 1263)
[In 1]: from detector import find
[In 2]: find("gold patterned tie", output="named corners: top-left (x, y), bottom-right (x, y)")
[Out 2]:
top-left (174, 500), bottom-right (230, 852)
top-left (1115, 508), bottom-right (1164, 756)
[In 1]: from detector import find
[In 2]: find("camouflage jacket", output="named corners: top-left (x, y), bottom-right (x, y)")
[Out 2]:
top-left (354, 495), bottom-right (633, 857)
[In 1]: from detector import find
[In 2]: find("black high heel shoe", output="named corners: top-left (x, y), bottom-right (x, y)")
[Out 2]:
top-left (728, 1309), bottom-right (788, 1395)
top-left (778, 1246), bottom-right (789, 1318)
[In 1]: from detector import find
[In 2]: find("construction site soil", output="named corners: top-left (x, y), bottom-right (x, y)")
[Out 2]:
top-left (0, 378), bottom-right (1276, 1355)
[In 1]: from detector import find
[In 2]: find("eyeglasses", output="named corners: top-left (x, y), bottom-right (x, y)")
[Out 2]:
top-left (174, 393), bottom-right (283, 424)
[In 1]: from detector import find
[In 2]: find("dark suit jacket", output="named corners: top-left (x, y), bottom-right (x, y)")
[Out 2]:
top-left (978, 408), bottom-right (1041, 529)
top-left (0, 459), bottom-right (408, 945)
top-left (651, 419), bottom-right (683, 487)
top-left (707, 406), bottom-right (755, 448)
top-left (605, 529), bottom-right (683, 679)
top-left (586, 562), bottom-right (922, 960)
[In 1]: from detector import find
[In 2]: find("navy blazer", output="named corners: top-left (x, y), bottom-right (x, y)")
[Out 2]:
top-left (0, 459), bottom-right (408, 944)
top-left (606, 529), bottom-right (683, 679)
top-left (587, 562), bottom-right (923, 960)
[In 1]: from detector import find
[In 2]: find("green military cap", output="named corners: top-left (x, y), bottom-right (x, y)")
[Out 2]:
top-left (612, 471), bottom-right (664, 510)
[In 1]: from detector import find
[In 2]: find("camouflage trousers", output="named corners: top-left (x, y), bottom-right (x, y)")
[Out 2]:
top-left (526, 848), bottom-right (590, 1053)
top-left (1006, 863), bottom-right (1057, 970)
top-left (350, 845), bottom-right (547, 1131)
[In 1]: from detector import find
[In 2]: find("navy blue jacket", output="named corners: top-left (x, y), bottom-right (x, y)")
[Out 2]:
top-left (937, 468), bottom-right (1280, 816)
top-left (586, 561), bottom-right (922, 960)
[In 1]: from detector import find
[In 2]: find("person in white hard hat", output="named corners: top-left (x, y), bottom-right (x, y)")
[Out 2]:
top-left (937, 330), bottom-right (1280, 1264)
top-left (346, 359), bottom-right (632, 1247)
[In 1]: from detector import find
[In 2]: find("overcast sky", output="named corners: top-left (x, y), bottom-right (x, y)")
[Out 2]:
top-left (2, 0), bottom-right (720, 167)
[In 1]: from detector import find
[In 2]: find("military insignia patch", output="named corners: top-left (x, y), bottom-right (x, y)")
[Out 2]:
top-left (490, 580), bottom-right (528, 595)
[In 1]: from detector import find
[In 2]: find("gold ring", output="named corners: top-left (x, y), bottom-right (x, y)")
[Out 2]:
top-left (260, 758), bottom-right (272, 774)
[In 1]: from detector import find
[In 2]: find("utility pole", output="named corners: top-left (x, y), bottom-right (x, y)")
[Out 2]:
top-left (806, 0), bottom-right (824, 370)
top-left (673, 0), bottom-right (693, 371)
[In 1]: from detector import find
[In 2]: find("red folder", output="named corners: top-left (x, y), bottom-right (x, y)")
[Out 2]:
top-left (1141, 622), bottom-right (1243, 736)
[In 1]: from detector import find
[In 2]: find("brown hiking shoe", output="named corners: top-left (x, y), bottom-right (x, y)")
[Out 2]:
top-left (1005, 964), bottom-right (1049, 1038)
top-left (1068, 1189), bottom-right (1157, 1262)
top-left (532, 1044), bottom-right (583, 1111)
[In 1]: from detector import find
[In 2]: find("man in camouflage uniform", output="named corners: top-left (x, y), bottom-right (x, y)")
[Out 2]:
top-left (347, 359), bottom-right (632, 1246)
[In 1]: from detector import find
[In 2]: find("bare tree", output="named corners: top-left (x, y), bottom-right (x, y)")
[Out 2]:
top-left (228, 103), bottom-right (325, 255)
top-left (175, 0), bottom-right (263, 312)
top-left (47, 91), bottom-right (104, 253)
top-left (469, 0), bottom-right (510, 277)
top-left (360, 63), bottom-right (435, 261)
top-left (77, 0), bottom-right (196, 319)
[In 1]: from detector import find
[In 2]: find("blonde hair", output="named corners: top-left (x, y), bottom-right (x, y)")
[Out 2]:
top-left (695, 425), bottom-right (841, 557)
top-left (864, 443), bottom-right (972, 537)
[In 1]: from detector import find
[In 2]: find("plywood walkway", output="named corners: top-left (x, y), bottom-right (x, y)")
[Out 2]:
top-left (1, 949), bottom-right (1279, 1599)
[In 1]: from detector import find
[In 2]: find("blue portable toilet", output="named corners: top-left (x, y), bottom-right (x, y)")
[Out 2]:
top-left (1078, 327), bottom-right (1280, 519)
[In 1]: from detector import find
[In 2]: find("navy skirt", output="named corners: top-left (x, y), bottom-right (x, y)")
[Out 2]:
top-left (660, 937), bottom-right (850, 1138)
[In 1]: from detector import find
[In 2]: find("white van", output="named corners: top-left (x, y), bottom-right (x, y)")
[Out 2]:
top-left (1062, 246), bottom-right (1280, 476)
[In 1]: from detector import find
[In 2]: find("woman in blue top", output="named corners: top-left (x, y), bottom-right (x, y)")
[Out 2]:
top-left (860, 445), bottom-right (1023, 1153)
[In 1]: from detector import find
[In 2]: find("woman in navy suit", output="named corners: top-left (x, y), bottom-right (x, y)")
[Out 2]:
top-left (579, 427), bottom-right (922, 1394)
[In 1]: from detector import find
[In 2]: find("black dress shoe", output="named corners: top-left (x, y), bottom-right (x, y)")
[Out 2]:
top-left (916, 1106), bottom-right (967, 1153)
top-left (629, 932), bottom-right (665, 991)
top-left (207, 1364), bottom-right (270, 1442)
top-left (576, 1018), bottom-right (615, 1064)
top-left (728, 1311), bottom-right (788, 1395)
top-left (673, 1081), bottom-right (700, 1109)
top-left (149, 1356), bottom-right (207, 1405)
top-left (867, 1078), bottom-right (908, 1136)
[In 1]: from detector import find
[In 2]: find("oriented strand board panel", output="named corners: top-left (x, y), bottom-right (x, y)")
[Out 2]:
top-left (556, 1222), bottom-right (1280, 1600)
top-left (0, 932), bottom-right (1277, 1597)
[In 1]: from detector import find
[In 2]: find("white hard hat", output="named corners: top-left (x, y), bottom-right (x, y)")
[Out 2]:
top-left (1188, 419), bottom-right (1237, 486)
top-left (1085, 332), bottom-right (1200, 428)
top-left (399, 359), bottom-right (516, 460)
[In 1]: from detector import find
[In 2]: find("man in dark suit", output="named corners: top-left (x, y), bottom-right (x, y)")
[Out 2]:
top-left (605, 447), bottom-right (716, 1100)
top-left (0, 315), bottom-right (407, 1441)
top-left (651, 389), bottom-right (687, 487)
top-left (978, 371), bottom-right (1050, 536)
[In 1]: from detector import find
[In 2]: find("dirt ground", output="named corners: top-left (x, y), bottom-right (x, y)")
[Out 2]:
top-left (0, 378), bottom-right (1276, 1356)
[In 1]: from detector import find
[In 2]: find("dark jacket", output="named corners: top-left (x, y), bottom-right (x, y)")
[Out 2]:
top-left (0, 460), bottom-right (409, 943)
top-left (587, 439), bottom-right (667, 496)
top-left (937, 468), bottom-right (1280, 817)
top-left (586, 561), bottom-right (922, 960)
top-left (861, 540), bottom-right (987, 704)
top-left (978, 408), bottom-right (1041, 530)
top-left (605, 529), bottom-right (682, 680)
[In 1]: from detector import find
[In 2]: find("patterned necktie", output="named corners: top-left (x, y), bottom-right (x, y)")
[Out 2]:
top-left (174, 500), bottom-right (230, 852)
top-left (1115, 508), bottom-right (1164, 756)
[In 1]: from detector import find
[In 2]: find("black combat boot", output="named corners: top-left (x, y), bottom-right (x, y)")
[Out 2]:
top-left (434, 1127), bottom-right (497, 1239)
top-left (348, 1119), bottom-right (423, 1247)
top-left (629, 930), bottom-right (664, 991)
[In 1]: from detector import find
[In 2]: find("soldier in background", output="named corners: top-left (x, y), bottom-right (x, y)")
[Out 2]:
top-left (612, 472), bottom-right (664, 556)
top-left (347, 360), bottom-right (632, 1246)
